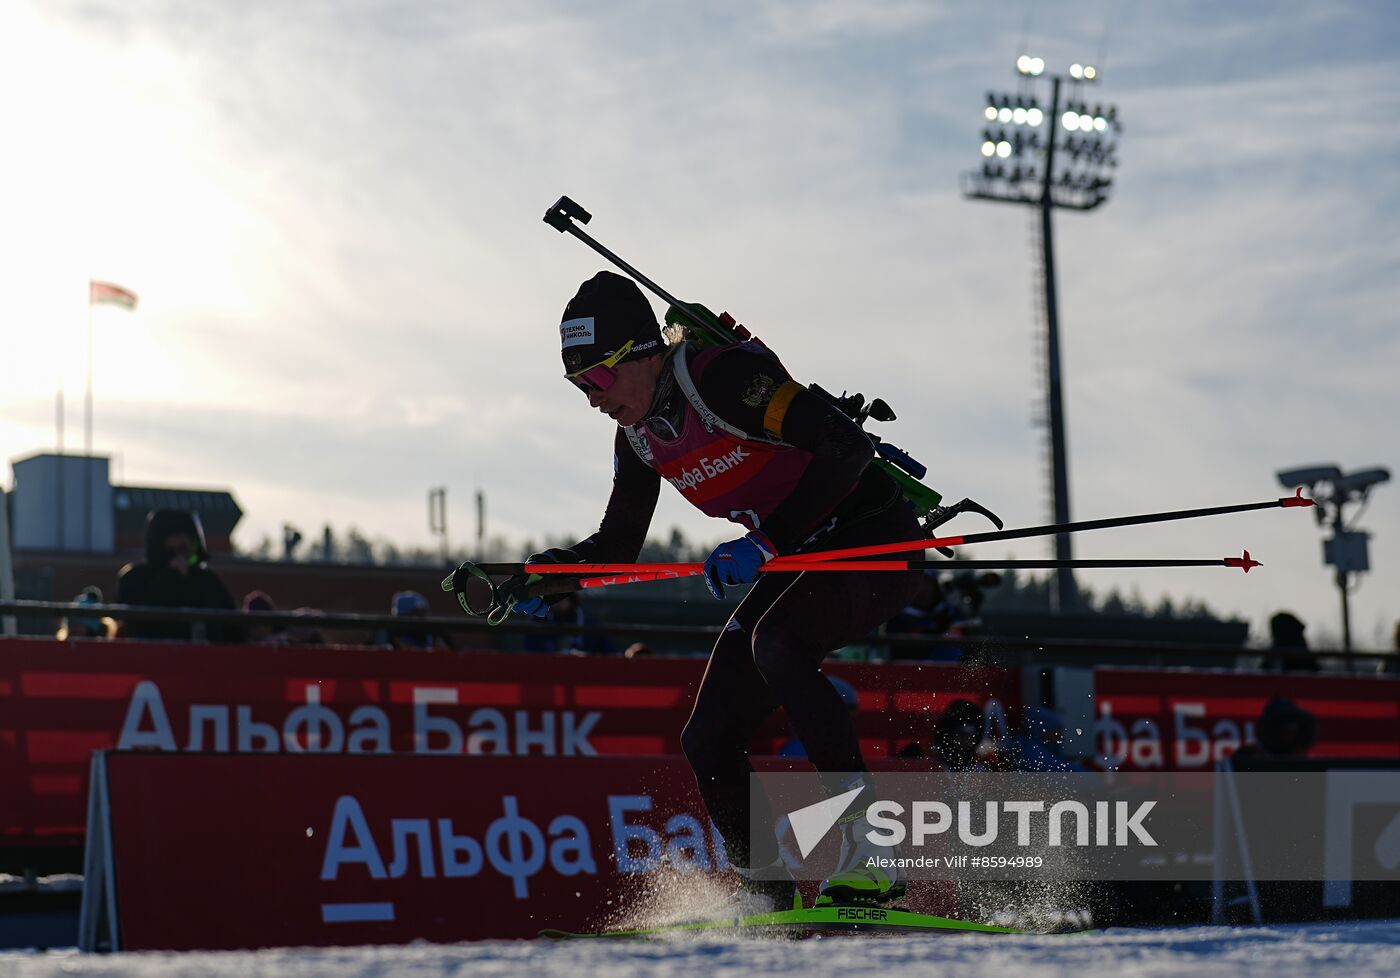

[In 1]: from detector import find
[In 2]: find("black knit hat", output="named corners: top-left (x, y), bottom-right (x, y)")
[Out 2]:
top-left (559, 271), bottom-right (664, 374)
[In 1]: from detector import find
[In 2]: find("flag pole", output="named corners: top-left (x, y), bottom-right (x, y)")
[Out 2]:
top-left (85, 291), bottom-right (93, 458)
top-left (84, 287), bottom-right (94, 550)
top-left (56, 372), bottom-right (65, 549)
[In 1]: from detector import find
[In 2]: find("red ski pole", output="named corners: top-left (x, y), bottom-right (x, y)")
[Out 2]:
top-left (539, 552), bottom-right (1262, 587)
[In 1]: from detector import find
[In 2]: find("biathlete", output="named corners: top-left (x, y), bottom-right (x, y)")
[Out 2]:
top-left (505, 271), bottom-right (920, 909)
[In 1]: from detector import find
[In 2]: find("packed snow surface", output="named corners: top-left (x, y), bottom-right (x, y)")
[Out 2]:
top-left (4, 921), bottom-right (1400, 978)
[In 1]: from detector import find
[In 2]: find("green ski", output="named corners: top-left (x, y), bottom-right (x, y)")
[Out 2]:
top-left (540, 904), bottom-right (1031, 939)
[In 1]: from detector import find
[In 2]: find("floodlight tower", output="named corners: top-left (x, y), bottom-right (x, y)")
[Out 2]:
top-left (962, 56), bottom-right (1122, 613)
top-left (1276, 464), bottom-right (1391, 652)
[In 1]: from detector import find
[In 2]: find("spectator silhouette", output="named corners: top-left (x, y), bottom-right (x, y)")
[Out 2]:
top-left (522, 593), bottom-right (614, 655)
top-left (886, 572), bottom-right (960, 662)
top-left (386, 590), bottom-right (452, 650)
top-left (241, 590), bottom-right (288, 646)
top-left (115, 509), bottom-right (241, 642)
top-left (285, 608), bottom-right (327, 646)
top-left (990, 705), bottom-right (1087, 772)
top-left (886, 572), bottom-right (943, 633)
top-left (1269, 611), bottom-right (1316, 672)
top-left (885, 571), bottom-right (998, 663)
top-left (57, 585), bottom-right (114, 641)
top-left (1233, 695), bottom-right (1318, 761)
top-left (929, 699), bottom-right (985, 772)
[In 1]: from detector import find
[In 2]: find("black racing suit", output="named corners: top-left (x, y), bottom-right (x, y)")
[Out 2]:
top-left (569, 345), bottom-right (924, 869)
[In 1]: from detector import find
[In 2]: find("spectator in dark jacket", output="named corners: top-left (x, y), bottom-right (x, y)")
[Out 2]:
top-left (1233, 695), bottom-right (1318, 760)
top-left (115, 509), bottom-right (242, 642)
top-left (1269, 610), bottom-right (1316, 672)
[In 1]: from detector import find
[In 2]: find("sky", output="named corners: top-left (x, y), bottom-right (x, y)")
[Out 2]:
top-left (1, 0), bottom-right (1397, 648)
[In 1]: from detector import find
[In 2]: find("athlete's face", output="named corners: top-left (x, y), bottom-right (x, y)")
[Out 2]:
top-left (586, 354), bottom-right (662, 427)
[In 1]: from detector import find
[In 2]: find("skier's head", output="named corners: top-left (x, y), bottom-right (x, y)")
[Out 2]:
top-left (560, 271), bottom-right (663, 374)
top-left (560, 271), bottom-right (666, 427)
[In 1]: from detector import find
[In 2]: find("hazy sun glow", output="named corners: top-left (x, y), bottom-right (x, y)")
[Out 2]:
top-left (1, 5), bottom-right (256, 436)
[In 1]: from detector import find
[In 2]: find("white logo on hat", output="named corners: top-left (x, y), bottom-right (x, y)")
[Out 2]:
top-left (560, 317), bottom-right (596, 349)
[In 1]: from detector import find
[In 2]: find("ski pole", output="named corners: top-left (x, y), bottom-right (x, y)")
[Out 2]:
top-left (755, 554), bottom-right (1260, 573)
top-left (513, 552), bottom-right (1260, 579)
top-left (774, 489), bottom-right (1314, 564)
top-left (446, 551), bottom-right (1262, 623)
top-left (465, 490), bottom-right (1309, 579)
top-left (485, 553), bottom-right (1263, 577)
top-left (450, 492), bottom-right (1306, 620)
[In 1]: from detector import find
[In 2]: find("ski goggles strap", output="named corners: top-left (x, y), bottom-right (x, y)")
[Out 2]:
top-left (566, 338), bottom-right (634, 393)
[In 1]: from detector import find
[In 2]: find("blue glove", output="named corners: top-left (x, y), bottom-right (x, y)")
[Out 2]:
top-left (508, 593), bottom-right (550, 619)
top-left (703, 531), bottom-right (777, 600)
top-left (502, 548), bottom-right (578, 619)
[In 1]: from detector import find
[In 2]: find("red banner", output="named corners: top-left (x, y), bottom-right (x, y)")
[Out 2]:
top-left (16, 634), bottom-right (1396, 858)
top-left (85, 751), bottom-right (959, 950)
top-left (1093, 668), bottom-right (1400, 771)
top-left (0, 637), bottom-right (1017, 848)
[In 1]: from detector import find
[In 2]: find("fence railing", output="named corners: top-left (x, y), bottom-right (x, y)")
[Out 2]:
top-left (2, 599), bottom-right (1395, 672)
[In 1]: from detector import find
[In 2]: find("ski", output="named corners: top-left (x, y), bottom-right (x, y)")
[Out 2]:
top-left (540, 904), bottom-right (1030, 939)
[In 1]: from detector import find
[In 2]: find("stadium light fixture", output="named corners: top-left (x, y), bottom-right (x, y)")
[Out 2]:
top-left (960, 57), bottom-right (1125, 613)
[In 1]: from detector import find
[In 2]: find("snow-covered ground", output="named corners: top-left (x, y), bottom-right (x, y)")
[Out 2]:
top-left (3, 922), bottom-right (1399, 978)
